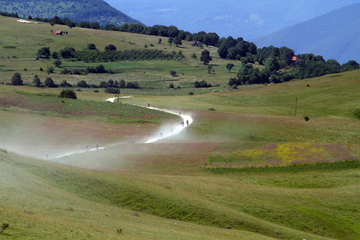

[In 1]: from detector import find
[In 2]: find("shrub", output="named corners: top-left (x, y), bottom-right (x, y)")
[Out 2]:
top-left (170, 70), bottom-right (177, 76)
top-left (60, 80), bottom-right (72, 87)
top-left (53, 59), bottom-right (62, 67)
top-left (94, 90), bottom-right (99, 93)
top-left (303, 115), bottom-right (310, 121)
top-left (59, 89), bottom-right (77, 99)
top-left (44, 77), bottom-right (57, 88)
top-left (105, 87), bottom-right (120, 94)
top-left (11, 72), bottom-right (23, 85)
top-left (188, 91), bottom-right (194, 95)
top-left (169, 83), bottom-right (174, 88)
top-left (76, 80), bottom-right (90, 88)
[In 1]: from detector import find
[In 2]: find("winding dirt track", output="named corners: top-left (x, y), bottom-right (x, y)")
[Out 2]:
top-left (55, 97), bottom-right (193, 158)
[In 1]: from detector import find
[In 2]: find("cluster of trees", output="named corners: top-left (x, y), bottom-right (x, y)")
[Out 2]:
top-left (230, 44), bottom-right (360, 86)
top-left (73, 48), bottom-right (184, 62)
top-left (217, 37), bottom-right (257, 62)
top-left (194, 80), bottom-right (211, 88)
top-left (38, 46), bottom-right (185, 63)
top-left (30, 77), bottom-right (140, 90)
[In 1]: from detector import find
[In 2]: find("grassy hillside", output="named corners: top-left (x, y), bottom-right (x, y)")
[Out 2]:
top-left (0, 15), bottom-right (237, 95)
top-left (1, 15), bottom-right (360, 239)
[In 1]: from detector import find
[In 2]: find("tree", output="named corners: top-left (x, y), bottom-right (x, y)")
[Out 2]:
top-left (200, 50), bottom-right (212, 65)
top-left (105, 44), bottom-right (117, 51)
top-left (173, 37), bottom-right (182, 47)
top-left (76, 80), bottom-right (90, 88)
top-left (217, 44), bottom-right (228, 59)
top-left (44, 77), bottom-right (57, 87)
top-left (60, 80), bottom-right (72, 87)
top-left (168, 37), bottom-right (173, 46)
top-left (60, 47), bottom-right (75, 58)
top-left (95, 65), bottom-right (106, 73)
top-left (32, 74), bottom-right (42, 87)
top-left (53, 59), bottom-right (62, 67)
top-left (170, 70), bottom-right (177, 76)
top-left (37, 47), bottom-right (51, 59)
top-left (191, 53), bottom-right (197, 59)
top-left (11, 72), bottom-right (23, 85)
top-left (119, 80), bottom-right (126, 88)
top-left (226, 63), bottom-right (235, 72)
top-left (47, 67), bottom-right (54, 74)
top-left (99, 81), bottom-right (108, 88)
top-left (87, 43), bottom-right (96, 50)
top-left (265, 57), bottom-right (280, 72)
top-left (51, 51), bottom-right (59, 59)
top-left (158, 38), bottom-right (162, 44)
top-left (59, 89), bottom-right (77, 99)
top-left (107, 79), bottom-right (114, 87)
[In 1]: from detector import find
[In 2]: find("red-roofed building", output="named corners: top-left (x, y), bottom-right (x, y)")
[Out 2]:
top-left (291, 56), bottom-right (299, 66)
top-left (55, 30), bottom-right (63, 35)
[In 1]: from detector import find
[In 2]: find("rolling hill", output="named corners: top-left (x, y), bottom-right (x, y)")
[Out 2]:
top-left (0, 0), bottom-right (143, 27)
top-left (252, 3), bottom-right (360, 64)
top-left (1, 14), bottom-right (360, 240)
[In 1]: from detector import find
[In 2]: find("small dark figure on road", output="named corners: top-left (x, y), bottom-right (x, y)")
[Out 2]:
top-left (86, 146), bottom-right (89, 151)
top-left (186, 120), bottom-right (189, 126)
top-left (96, 143), bottom-right (99, 149)
top-left (160, 132), bottom-right (163, 138)
top-left (179, 111), bottom-right (181, 116)
top-left (148, 103), bottom-right (150, 107)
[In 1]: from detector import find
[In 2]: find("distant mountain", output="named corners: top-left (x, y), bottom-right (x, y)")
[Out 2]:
top-left (0, 0), bottom-right (143, 27)
top-left (104, 0), bottom-right (360, 39)
top-left (252, 3), bottom-right (360, 64)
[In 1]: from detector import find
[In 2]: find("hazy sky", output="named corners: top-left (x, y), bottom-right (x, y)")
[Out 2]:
top-left (104, 0), bottom-right (360, 39)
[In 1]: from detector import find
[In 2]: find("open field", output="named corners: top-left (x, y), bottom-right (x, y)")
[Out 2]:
top-left (1, 15), bottom-right (360, 239)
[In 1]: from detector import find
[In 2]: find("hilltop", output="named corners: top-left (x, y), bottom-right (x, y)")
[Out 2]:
top-left (0, 0), bottom-right (143, 27)
top-left (252, 3), bottom-right (360, 64)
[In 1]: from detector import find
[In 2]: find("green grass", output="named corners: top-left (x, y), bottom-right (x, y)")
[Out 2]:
top-left (2, 14), bottom-right (360, 240)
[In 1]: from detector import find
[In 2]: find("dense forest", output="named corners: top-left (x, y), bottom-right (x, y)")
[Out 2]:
top-left (2, 11), bottom-right (359, 86)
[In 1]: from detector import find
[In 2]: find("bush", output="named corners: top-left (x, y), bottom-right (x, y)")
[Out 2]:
top-left (44, 77), bottom-right (57, 88)
top-left (169, 83), bottom-right (174, 88)
top-left (170, 70), bottom-right (177, 76)
top-left (188, 92), bottom-right (194, 95)
top-left (303, 115), bottom-right (310, 121)
top-left (11, 72), bottom-right (23, 85)
top-left (60, 80), bottom-right (72, 87)
top-left (105, 87), bottom-right (120, 94)
top-left (59, 89), bottom-right (77, 99)
top-left (76, 80), bottom-right (90, 88)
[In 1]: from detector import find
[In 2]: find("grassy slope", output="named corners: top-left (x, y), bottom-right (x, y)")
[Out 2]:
top-left (1, 15), bottom-right (360, 239)
top-left (0, 15), bottom-right (238, 94)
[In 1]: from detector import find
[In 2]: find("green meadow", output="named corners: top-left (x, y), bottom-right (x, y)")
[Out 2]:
top-left (1, 15), bottom-right (360, 239)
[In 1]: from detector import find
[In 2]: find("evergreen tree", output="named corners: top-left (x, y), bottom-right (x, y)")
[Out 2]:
top-left (11, 73), bottom-right (23, 85)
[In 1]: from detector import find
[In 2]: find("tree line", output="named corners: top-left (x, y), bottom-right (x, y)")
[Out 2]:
top-left (3, 11), bottom-right (360, 86)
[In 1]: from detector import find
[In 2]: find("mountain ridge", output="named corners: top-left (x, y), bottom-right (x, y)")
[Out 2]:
top-left (104, 0), bottom-right (360, 39)
top-left (0, 0), bottom-right (144, 27)
top-left (252, 3), bottom-right (360, 64)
